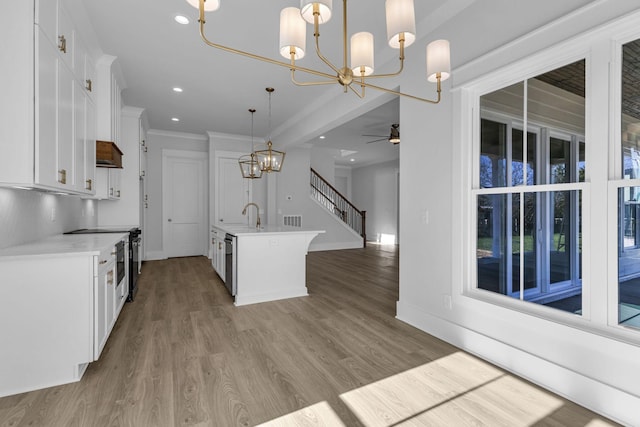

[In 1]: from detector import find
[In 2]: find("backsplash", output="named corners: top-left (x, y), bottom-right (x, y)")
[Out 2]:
top-left (0, 188), bottom-right (98, 249)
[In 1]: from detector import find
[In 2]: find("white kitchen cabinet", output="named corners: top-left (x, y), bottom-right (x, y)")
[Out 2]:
top-left (211, 226), bottom-right (226, 280)
top-left (0, 233), bottom-right (128, 398)
top-left (95, 167), bottom-right (122, 200)
top-left (94, 240), bottom-right (127, 358)
top-left (0, 1), bottom-right (96, 194)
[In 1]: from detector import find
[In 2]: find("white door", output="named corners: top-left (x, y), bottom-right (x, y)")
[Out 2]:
top-left (216, 155), bottom-right (250, 225)
top-left (163, 150), bottom-right (208, 258)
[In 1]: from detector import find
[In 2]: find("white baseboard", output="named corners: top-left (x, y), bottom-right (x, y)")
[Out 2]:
top-left (396, 300), bottom-right (640, 427)
top-left (144, 251), bottom-right (167, 261)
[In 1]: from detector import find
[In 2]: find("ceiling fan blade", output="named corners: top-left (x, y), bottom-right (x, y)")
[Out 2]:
top-left (366, 138), bottom-right (387, 144)
top-left (362, 134), bottom-right (386, 137)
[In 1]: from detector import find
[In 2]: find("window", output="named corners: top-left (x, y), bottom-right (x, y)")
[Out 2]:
top-left (617, 38), bottom-right (640, 329)
top-left (475, 60), bottom-right (586, 314)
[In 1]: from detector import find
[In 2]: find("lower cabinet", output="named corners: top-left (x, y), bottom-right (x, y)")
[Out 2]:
top-left (211, 227), bottom-right (226, 280)
top-left (94, 242), bottom-right (127, 359)
top-left (0, 235), bottom-right (128, 397)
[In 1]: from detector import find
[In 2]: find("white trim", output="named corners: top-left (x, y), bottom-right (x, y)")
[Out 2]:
top-left (147, 129), bottom-right (208, 141)
top-left (309, 241), bottom-right (363, 252)
top-left (396, 300), bottom-right (640, 427)
top-left (144, 250), bottom-right (167, 261)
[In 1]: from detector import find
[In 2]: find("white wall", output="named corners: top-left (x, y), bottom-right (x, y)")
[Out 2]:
top-left (277, 146), bottom-right (362, 251)
top-left (352, 160), bottom-right (399, 244)
top-left (0, 188), bottom-right (98, 250)
top-left (393, 2), bottom-right (640, 425)
top-left (145, 130), bottom-right (208, 259)
top-left (334, 166), bottom-right (352, 200)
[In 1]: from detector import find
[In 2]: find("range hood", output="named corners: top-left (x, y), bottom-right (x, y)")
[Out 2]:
top-left (96, 140), bottom-right (123, 168)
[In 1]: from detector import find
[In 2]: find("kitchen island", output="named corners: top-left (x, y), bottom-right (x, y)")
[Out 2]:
top-left (214, 225), bottom-right (324, 306)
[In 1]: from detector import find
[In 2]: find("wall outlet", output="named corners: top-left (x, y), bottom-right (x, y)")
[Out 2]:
top-left (443, 294), bottom-right (452, 310)
top-left (286, 195), bottom-right (293, 200)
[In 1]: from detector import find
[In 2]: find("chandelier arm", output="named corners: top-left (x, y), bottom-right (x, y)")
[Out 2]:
top-left (358, 75), bottom-right (443, 104)
top-left (363, 41), bottom-right (406, 79)
top-left (311, 16), bottom-right (340, 76)
top-left (290, 69), bottom-right (339, 86)
top-left (347, 84), bottom-right (365, 99)
top-left (198, 13), bottom-right (335, 81)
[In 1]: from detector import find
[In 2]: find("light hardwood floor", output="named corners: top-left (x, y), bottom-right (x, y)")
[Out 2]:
top-left (0, 246), bottom-right (619, 426)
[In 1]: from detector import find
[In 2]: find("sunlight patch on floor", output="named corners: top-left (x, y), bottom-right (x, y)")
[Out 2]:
top-left (256, 401), bottom-right (346, 427)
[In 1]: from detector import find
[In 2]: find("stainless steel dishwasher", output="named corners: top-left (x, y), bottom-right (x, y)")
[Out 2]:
top-left (224, 233), bottom-right (237, 296)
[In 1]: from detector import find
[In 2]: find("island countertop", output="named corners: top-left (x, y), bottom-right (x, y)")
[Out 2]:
top-left (213, 223), bottom-right (325, 237)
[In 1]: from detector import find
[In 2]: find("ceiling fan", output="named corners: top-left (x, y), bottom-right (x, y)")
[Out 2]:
top-left (363, 124), bottom-right (400, 145)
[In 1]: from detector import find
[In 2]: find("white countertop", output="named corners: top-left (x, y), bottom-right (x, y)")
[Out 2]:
top-left (213, 224), bottom-right (325, 237)
top-left (0, 233), bottom-right (128, 260)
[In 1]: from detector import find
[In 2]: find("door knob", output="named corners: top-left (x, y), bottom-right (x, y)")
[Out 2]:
top-left (168, 219), bottom-right (172, 222)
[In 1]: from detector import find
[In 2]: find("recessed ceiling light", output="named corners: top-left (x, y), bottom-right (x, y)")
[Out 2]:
top-left (319, 135), bottom-right (325, 139)
top-left (171, 117), bottom-right (180, 122)
top-left (173, 87), bottom-right (183, 93)
top-left (174, 15), bottom-right (190, 25)
top-left (350, 158), bottom-right (355, 162)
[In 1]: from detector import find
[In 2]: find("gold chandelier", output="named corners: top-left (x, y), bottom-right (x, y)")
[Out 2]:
top-left (186, 0), bottom-right (451, 103)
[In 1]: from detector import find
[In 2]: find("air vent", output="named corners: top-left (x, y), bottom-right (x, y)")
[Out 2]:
top-left (283, 215), bottom-right (302, 228)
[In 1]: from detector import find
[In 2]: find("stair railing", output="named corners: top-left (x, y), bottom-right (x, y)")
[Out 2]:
top-left (310, 168), bottom-right (366, 247)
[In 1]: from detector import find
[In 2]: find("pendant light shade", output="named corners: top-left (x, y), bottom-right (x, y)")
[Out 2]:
top-left (300, 0), bottom-right (332, 24)
top-left (280, 7), bottom-right (306, 60)
top-left (186, 0), bottom-right (220, 12)
top-left (385, 0), bottom-right (415, 48)
top-left (256, 140), bottom-right (286, 173)
top-left (255, 88), bottom-right (285, 173)
top-left (351, 32), bottom-right (374, 76)
top-left (238, 152), bottom-right (263, 179)
top-left (426, 39), bottom-right (451, 82)
top-left (238, 109), bottom-right (263, 179)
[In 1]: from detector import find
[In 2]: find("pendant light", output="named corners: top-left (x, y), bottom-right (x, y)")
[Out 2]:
top-left (238, 109), bottom-right (263, 179)
top-left (255, 88), bottom-right (285, 173)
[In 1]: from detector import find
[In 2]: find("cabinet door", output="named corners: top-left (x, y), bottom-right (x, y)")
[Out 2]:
top-left (57, 61), bottom-right (75, 189)
top-left (35, 0), bottom-right (57, 47)
top-left (95, 263), bottom-right (110, 358)
top-left (35, 29), bottom-right (58, 188)
top-left (110, 168), bottom-right (122, 199)
top-left (73, 80), bottom-right (85, 193)
top-left (57, 4), bottom-right (74, 71)
top-left (84, 100), bottom-right (96, 194)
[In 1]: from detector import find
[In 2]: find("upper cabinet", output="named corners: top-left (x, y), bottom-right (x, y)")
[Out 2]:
top-left (0, 0), bottom-right (100, 195)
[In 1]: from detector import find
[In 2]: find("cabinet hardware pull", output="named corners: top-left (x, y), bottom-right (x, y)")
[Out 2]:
top-left (110, 188), bottom-right (114, 196)
top-left (86, 79), bottom-right (92, 92)
top-left (144, 146), bottom-right (148, 153)
top-left (116, 190), bottom-right (121, 197)
top-left (58, 35), bottom-right (66, 53)
top-left (144, 202), bottom-right (148, 209)
top-left (99, 260), bottom-right (107, 265)
top-left (85, 179), bottom-right (92, 190)
top-left (58, 169), bottom-right (67, 184)
top-left (141, 171), bottom-right (145, 177)
top-left (211, 238), bottom-right (215, 244)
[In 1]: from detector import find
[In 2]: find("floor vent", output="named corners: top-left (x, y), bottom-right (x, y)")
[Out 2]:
top-left (283, 215), bottom-right (302, 228)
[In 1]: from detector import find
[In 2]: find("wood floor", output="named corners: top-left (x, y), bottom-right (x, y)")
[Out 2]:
top-left (0, 245), bottom-right (618, 426)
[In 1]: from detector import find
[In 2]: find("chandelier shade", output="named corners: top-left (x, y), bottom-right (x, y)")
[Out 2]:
top-left (300, 0), bottom-right (332, 24)
top-left (279, 7), bottom-right (306, 60)
top-left (186, 0), bottom-right (219, 12)
top-left (187, 0), bottom-right (451, 104)
top-left (350, 32), bottom-right (374, 76)
top-left (385, 0), bottom-right (416, 49)
top-left (427, 39), bottom-right (451, 82)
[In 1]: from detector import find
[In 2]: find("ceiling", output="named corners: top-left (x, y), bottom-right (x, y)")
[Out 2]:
top-left (81, 0), bottom-right (447, 167)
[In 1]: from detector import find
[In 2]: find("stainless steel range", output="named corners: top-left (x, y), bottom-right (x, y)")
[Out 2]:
top-left (64, 227), bottom-right (142, 301)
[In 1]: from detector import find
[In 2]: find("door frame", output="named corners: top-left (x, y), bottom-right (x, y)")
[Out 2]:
top-left (162, 149), bottom-right (208, 258)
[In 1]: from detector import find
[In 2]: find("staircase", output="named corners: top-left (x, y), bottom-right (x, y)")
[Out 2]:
top-left (310, 168), bottom-right (366, 247)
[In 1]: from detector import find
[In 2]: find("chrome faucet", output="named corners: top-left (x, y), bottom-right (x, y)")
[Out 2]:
top-left (242, 202), bottom-right (261, 229)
